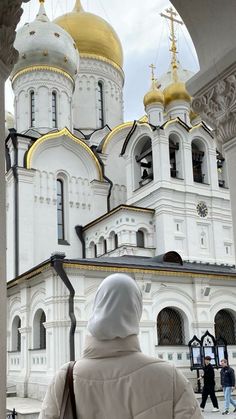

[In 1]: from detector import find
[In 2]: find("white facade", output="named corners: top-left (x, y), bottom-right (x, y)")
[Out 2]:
top-left (73, 56), bottom-right (124, 133)
top-left (6, 0), bottom-right (236, 403)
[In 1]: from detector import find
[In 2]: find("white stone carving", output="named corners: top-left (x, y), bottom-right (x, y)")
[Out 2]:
top-left (0, 0), bottom-right (30, 71)
top-left (192, 71), bottom-right (236, 150)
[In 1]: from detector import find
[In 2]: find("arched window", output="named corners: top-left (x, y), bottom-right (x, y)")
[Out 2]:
top-left (30, 90), bottom-right (35, 127)
top-left (114, 233), bottom-right (118, 249)
top-left (192, 140), bottom-right (208, 184)
top-left (98, 81), bottom-right (104, 128)
top-left (52, 91), bottom-right (57, 128)
top-left (136, 230), bottom-right (145, 248)
top-left (169, 134), bottom-right (182, 179)
top-left (12, 316), bottom-right (21, 352)
top-left (157, 308), bottom-right (185, 345)
top-left (33, 309), bottom-right (46, 349)
top-left (134, 137), bottom-right (153, 189)
top-left (57, 179), bottom-right (65, 242)
top-left (215, 309), bottom-right (236, 344)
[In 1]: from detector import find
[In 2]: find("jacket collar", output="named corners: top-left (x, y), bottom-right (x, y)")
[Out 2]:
top-left (82, 334), bottom-right (141, 359)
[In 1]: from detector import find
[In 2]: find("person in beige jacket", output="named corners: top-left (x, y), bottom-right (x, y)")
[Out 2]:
top-left (39, 273), bottom-right (203, 419)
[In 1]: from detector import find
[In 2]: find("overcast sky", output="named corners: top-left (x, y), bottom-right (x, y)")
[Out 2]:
top-left (5, 0), bottom-right (199, 121)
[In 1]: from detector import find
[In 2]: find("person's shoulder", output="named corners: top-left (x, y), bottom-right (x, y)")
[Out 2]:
top-left (135, 353), bottom-right (177, 375)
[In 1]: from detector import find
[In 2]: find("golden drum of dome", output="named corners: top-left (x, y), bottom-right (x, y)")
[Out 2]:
top-left (164, 81), bottom-right (191, 106)
top-left (54, 8), bottom-right (123, 69)
top-left (143, 88), bottom-right (164, 107)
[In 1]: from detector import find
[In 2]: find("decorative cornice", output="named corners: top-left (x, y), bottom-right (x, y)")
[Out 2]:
top-left (11, 65), bottom-right (74, 84)
top-left (80, 53), bottom-right (124, 78)
top-left (0, 0), bottom-right (30, 73)
top-left (83, 204), bottom-right (155, 231)
top-left (192, 70), bottom-right (236, 150)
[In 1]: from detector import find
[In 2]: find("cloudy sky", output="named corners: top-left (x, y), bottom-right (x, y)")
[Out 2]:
top-left (5, 0), bottom-right (199, 121)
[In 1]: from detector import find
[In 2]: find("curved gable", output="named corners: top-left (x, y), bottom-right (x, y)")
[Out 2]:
top-left (26, 128), bottom-right (103, 180)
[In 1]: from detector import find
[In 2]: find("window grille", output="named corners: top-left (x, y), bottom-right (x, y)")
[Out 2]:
top-left (157, 307), bottom-right (185, 345)
top-left (57, 180), bottom-right (65, 242)
top-left (30, 91), bottom-right (35, 127)
top-left (215, 309), bottom-right (236, 345)
top-left (98, 81), bottom-right (104, 128)
top-left (52, 92), bottom-right (57, 128)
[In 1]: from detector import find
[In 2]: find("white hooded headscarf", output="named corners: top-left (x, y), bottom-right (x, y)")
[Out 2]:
top-left (87, 273), bottom-right (143, 340)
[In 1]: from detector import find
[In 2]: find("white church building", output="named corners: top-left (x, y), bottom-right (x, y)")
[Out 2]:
top-left (6, 0), bottom-right (236, 400)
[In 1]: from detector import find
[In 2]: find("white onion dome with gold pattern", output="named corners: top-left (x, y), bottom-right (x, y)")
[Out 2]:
top-left (54, 0), bottom-right (123, 70)
top-left (143, 78), bottom-right (164, 107)
top-left (11, 1), bottom-right (79, 81)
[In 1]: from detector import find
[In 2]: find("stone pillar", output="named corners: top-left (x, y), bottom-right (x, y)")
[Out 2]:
top-left (191, 69), bottom-right (236, 256)
top-left (0, 0), bottom-right (30, 415)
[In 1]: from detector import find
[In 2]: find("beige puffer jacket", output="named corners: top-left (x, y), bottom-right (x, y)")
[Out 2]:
top-left (39, 335), bottom-right (203, 419)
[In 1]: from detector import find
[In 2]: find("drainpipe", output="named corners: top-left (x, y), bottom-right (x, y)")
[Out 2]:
top-left (91, 146), bottom-right (113, 212)
top-left (75, 225), bottom-right (86, 258)
top-left (51, 253), bottom-right (76, 361)
top-left (9, 129), bottom-right (19, 277)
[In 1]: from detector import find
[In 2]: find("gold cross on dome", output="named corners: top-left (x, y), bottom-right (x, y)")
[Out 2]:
top-left (149, 64), bottom-right (156, 81)
top-left (160, 7), bottom-right (183, 81)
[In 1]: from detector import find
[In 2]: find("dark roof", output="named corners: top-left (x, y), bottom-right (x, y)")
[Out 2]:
top-left (7, 254), bottom-right (236, 290)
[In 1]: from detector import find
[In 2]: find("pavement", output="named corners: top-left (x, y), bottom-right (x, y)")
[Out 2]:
top-left (203, 400), bottom-right (236, 418)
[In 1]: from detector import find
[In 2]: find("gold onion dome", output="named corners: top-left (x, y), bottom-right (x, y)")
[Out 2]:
top-left (54, 0), bottom-right (123, 69)
top-left (163, 80), bottom-right (191, 106)
top-left (143, 78), bottom-right (164, 107)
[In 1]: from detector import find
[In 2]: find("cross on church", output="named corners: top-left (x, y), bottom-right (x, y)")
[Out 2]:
top-left (160, 7), bottom-right (183, 80)
top-left (149, 64), bottom-right (156, 81)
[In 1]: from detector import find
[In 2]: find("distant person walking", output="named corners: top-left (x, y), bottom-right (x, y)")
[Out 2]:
top-left (220, 358), bottom-right (236, 415)
top-left (200, 356), bottom-right (219, 412)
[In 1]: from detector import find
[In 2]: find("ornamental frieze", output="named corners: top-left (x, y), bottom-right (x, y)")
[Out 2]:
top-left (192, 72), bottom-right (236, 150)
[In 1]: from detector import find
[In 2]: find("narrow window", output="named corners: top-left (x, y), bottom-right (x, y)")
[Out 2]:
top-left (12, 316), bottom-right (21, 352)
top-left (57, 179), bottom-right (65, 242)
top-left (114, 233), bottom-right (118, 249)
top-left (52, 92), bottom-right (57, 128)
top-left (30, 91), bottom-right (35, 127)
top-left (98, 81), bottom-right (104, 128)
top-left (40, 311), bottom-right (46, 349)
top-left (33, 309), bottom-right (46, 349)
top-left (136, 230), bottom-right (145, 248)
top-left (94, 244), bottom-right (97, 258)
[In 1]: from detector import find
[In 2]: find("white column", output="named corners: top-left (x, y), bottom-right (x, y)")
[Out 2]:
top-left (0, 60), bottom-right (8, 418)
top-left (0, 0), bottom-right (30, 414)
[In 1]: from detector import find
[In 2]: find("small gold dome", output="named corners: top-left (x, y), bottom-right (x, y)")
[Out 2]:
top-left (54, 0), bottom-right (123, 69)
top-left (164, 81), bottom-right (191, 106)
top-left (143, 80), bottom-right (164, 107)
